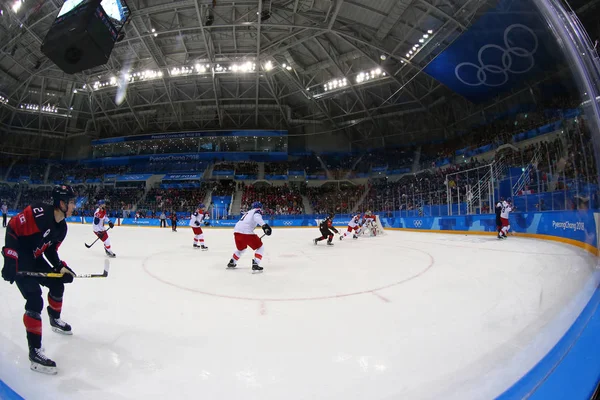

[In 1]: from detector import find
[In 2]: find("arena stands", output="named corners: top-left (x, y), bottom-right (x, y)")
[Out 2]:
top-left (240, 184), bottom-right (304, 215)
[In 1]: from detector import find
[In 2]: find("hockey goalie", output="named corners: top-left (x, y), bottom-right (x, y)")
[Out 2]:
top-left (359, 211), bottom-right (386, 237)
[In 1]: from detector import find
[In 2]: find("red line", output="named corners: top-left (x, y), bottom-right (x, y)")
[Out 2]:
top-left (371, 291), bottom-right (390, 303)
top-left (141, 245), bottom-right (436, 302)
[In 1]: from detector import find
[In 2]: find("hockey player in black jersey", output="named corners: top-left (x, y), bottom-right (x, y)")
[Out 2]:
top-left (314, 214), bottom-right (339, 246)
top-left (495, 198), bottom-right (504, 239)
top-left (1, 185), bottom-right (77, 374)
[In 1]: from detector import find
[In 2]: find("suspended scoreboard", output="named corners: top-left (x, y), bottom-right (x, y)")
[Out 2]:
top-left (41, 0), bottom-right (130, 74)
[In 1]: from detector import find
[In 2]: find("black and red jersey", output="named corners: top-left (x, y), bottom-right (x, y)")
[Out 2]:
top-left (319, 218), bottom-right (338, 233)
top-left (6, 203), bottom-right (67, 272)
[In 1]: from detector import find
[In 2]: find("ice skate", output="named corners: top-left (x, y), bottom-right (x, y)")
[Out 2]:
top-left (339, 235), bottom-right (344, 241)
top-left (313, 238), bottom-right (319, 245)
top-left (49, 315), bottom-right (73, 335)
top-left (29, 347), bottom-right (57, 375)
top-left (227, 259), bottom-right (237, 269)
top-left (327, 241), bottom-right (334, 246)
top-left (252, 259), bottom-right (263, 274)
top-left (200, 245), bottom-right (208, 251)
top-left (105, 248), bottom-right (116, 258)
top-left (353, 234), bottom-right (358, 239)
top-left (193, 243), bottom-right (200, 249)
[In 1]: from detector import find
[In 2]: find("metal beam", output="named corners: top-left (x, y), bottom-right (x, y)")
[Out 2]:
top-left (195, 0), bottom-right (224, 127)
top-left (255, 0), bottom-right (263, 125)
top-left (416, 0), bottom-right (467, 31)
top-left (128, 8), bottom-right (182, 127)
top-left (327, 0), bottom-right (344, 30)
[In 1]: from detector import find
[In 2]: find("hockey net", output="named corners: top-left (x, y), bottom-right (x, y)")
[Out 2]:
top-left (360, 215), bottom-right (386, 236)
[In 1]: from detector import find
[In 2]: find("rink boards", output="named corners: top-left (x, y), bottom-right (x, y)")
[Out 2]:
top-left (60, 210), bottom-right (600, 255)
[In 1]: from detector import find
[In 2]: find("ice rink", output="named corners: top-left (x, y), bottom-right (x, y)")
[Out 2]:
top-left (1, 223), bottom-right (599, 400)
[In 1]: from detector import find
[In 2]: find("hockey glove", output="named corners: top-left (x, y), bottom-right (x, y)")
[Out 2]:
top-left (204, 221), bottom-right (211, 226)
top-left (1, 247), bottom-right (18, 284)
top-left (55, 261), bottom-right (76, 284)
top-left (108, 221), bottom-right (115, 229)
top-left (262, 223), bottom-right (272, 236)
top-left (195, 221), bottom-right (201, 226)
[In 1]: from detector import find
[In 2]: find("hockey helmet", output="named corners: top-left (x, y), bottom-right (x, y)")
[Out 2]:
top-left (252, 201), bottom-right (263, 209)
top-left (506, 198), bottom-right (512, 204)
top-left (52, 185), bottom-right (76, 209)
top-left (197, 203), bottom-right (205, 210)
top-left (98, 200), bottom-right (106, 207)
top-left (328, 213), bottom-right (334, 220)
top-left (366, 210), bottom-right (372, 215)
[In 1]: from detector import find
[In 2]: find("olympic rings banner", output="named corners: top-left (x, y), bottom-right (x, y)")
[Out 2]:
top-left (424, 0), bottom-right (562, 103)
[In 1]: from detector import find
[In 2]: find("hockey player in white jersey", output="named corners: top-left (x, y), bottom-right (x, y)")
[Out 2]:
top-left (499, 198), bottom-right (514, 239)
top-left (340, 214), bottom-right (361, 240)
top-left (189, 204), bottom-right (210, 250)
top-left (359, 211), bottom-right (377, 236)
top-left (227, 201), bottom-right (272, 273)
top-left (93, 200), bottom-right (116, 257)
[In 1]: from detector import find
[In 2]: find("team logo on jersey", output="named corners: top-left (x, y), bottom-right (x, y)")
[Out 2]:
top-left (43, 229), bottom-right (51, 238)
top-left (33, 242), bottom-right (51, 258)
top-left (413, 220), bottom-right (423, 228)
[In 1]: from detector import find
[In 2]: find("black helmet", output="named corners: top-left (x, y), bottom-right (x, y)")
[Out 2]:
top-left (52, 185), bottom-right (76, 208)
top-left (328, 213), bottom-right (334, 220)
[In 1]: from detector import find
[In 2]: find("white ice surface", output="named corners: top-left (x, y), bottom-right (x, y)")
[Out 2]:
top-left (0, 224), bottom-right (598, 400)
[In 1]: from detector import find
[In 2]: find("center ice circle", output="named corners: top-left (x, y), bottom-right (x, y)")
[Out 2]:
top-left (142, 234), bottom-right (435, 301)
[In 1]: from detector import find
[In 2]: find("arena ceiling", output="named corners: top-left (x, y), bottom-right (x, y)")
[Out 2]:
top-left (0, 0), bottom-right (491, 147)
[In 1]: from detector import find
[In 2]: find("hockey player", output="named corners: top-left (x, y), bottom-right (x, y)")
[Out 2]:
top-left (340, 214), bottom-right (361, 240)
top-left (2, 201), bottom-right (7, 228)
top-left (93, 200), bottom-right (116, 257)
top-left (1, 185), bottom-right (77, 374)
top-left (170, 212), bottom-right (178, 232)
top-left (499, 198), bottom-right (514, 239)
top-left (314, 213), bottom-right (339, 245)
top-left (189, 204), bottom-right (210, 250)
top-left (227, 201), bottom-right (272, 273)
top-left (360, 210), bottom-right (377, 236)
top-left (495, 198), bottom-right (504, 239)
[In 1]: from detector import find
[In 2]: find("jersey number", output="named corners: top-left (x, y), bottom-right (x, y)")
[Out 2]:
top-left (240, 212), bottom-right (248, 221)
top-left (33, 207), bottom-right (45, 218)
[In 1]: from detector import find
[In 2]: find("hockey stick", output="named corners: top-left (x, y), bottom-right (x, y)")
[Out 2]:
top-left (17, 259), bottom-right (110, 279)
top-left (85, 227), bottom-right (112, 248)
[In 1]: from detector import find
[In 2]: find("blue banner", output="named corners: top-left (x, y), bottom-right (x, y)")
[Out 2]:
top-left (116, 174), bottom-right (153, 182)
top-left (85, 152), bottom-right (288, 166)
top-left (92, 130), bottom-right (287, 145)
top-left (265, 174), bottom-right (288, 180)
top-left (162, 173), bottom-right (202, 181)
top-left (378, 210), bottom-right (596, 248)
top-left (110, 210), bottom-right (597, 250)
top-left (213, 170), bottom-right (234, 176)
top-left (424, 0), bottom-right (561, 103)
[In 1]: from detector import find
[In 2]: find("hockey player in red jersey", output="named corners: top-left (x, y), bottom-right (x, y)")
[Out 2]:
top-left (93, 200), bottom-right (116, 257)
top-left (189, 204), bottom-right (210, 250)
top-left (1, 185), bottom-right (77, 374)
top-left (340, 214), bottom-right (361, 240)
top-left (227, 202), bottom-right (272, 273)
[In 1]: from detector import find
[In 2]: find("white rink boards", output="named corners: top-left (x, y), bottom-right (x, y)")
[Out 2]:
top-left (0, 224), bottom-right (598, 400)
